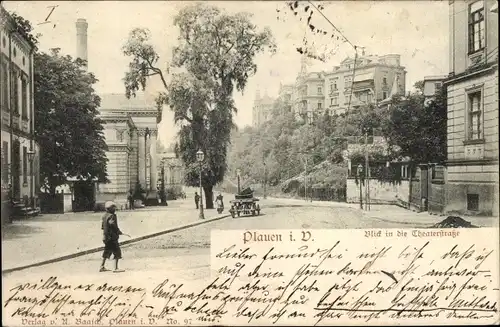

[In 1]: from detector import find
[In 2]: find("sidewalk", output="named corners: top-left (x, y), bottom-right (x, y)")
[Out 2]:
top-left (1, 198), bottom-right (228, 273)
top-left (362, 204), bottom-right (499, 228)
top-left (255, 195), bottom-right (498, 228)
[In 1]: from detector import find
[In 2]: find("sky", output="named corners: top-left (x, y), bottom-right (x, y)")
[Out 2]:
top-left (3, 1), bottom-right (449, 147)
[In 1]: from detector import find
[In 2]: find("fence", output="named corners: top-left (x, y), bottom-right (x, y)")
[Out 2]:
top-left (218, 183), bottom-right (346, 202)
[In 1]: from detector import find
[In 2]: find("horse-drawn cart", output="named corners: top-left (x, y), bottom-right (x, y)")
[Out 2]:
top-left (229, 187), bottom-right (261, 218)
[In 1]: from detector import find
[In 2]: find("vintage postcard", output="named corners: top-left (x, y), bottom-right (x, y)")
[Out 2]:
top-left (1, 0), bottom-right (499, 326)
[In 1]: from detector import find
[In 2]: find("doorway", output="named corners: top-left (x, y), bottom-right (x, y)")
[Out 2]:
top-left (72, 181), bottom-right (96, 212)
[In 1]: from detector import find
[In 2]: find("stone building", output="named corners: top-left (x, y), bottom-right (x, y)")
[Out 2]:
top-left (444, 0), bottom-right (498, 216)
top-left (68, 18), bottom-right (160, 210)
top-left (251, 89), bottom-right (275, 127)
top-left (324, 53), bottom-right (407, 116)
top-left (97, 94), bottom-right (159, 208)
top-left (0, 4), bottom-right (40, 218)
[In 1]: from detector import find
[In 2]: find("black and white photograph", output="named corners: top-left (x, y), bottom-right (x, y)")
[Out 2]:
top-left (1, 1), bottom-right (499, 326)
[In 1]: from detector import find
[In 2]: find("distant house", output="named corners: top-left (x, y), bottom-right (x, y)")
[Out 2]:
top-left (444, 0), bottom-right (498, 216)
top-left (423, 75), bottom-right (447, 106)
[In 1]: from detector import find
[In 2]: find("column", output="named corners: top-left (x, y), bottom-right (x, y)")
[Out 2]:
top-left (145, 132), bottom-right (151, 190)
top-left (150, 129), bottom-right (158, 192)
top-left (137, 129), bottom-right (146, 187)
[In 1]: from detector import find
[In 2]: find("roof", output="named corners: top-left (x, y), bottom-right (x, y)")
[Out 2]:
top-left (354, 72), bottom-right (374, 82)
top-left (423, 75), bottom-right (448, 81)
top-left (99, 93), bottom-right (157, 111)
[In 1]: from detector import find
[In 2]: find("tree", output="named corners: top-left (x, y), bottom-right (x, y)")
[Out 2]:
top-left (10, 12), bottom-right (108, 196)
top-left (122, 3), bottom-right (275, 208)
top-left (381, 90), bottom-right (447, 165)
top-left (34, 49), bottom-right (108, 195)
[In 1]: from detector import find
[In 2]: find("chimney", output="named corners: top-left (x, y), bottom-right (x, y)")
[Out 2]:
top-left (76, 18), bottom-right (88, 68)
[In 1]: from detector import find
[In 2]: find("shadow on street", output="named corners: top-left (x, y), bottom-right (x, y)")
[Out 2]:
top-left (1, 224), bottom-right (45, 241)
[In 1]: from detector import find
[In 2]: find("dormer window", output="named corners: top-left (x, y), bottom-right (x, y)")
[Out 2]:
top-left (468, 1), bottom-right (485, 54)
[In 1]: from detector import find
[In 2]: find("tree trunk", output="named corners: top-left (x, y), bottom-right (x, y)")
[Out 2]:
top-left (204, 185), bottom-right (214, 209)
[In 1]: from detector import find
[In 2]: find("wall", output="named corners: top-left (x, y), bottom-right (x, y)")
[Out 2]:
top-left (446, 66), bottom-right (498, 216)
top-left (346, 178), bottom-right (409, 205)
top-left (447, 70), bottom-right (499, 163)
top-left (450, 0), bottom-right (499, 75)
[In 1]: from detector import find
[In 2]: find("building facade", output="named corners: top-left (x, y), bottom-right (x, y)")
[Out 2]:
top-left (1, 5), bottom-right (40, 214)
top-left (324, 53), bottom-right (407, 116)
top-left (97, 94), bottom-right (159, 208)
top-left (251, 53), bottom-right (406, 127)
top-left (444, 0), bottom-right (498, 216)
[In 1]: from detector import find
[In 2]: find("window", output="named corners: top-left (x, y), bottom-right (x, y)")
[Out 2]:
top-left (344, 76), bottom-right (352, 88)
top-left (401, 165), bottom-right (409, 179)
top-left (317, 102), bottom-right (322, 109)
top-left (383, 92), bottom-right (388, 99)
top-left (330, 97), bottom-right (338, 106)
top-left (21, 78), bottom-right (28, 118)
top-left (329, 80), bottom-right (338, 93)
top-left (467, 91), bottom-right (483, 140)
top-left (12, 72), bottom-right (19, 114)
top-left (317, 86), bottom-right (323, 95)
top-left (434, 82), bottom-right (442, 93)
top-left (383, 77), bottom-right (387, 85)
top-left (2, 141), bottom-right (8, 184)
top-left (1, 63), bottom-right (8, 111)
top-left (23, 146), bottom-right (27, 184)
top-left (467, 194), bottom-right (479, 211)
top-left (468, 1), bottom-right (485, 53)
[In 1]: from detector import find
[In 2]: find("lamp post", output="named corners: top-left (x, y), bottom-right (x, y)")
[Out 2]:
top-left (27, 149), bottom-right (35, 208)
top-left (236, 169), bottom-right (241, 194)
top-left (196, 149), bottom-right (205, 219)
top-left (357, 164), bottom-right (363, 210)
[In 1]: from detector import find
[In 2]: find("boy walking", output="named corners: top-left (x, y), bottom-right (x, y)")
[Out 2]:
top-left (100, 201), bottom-right (127, 272)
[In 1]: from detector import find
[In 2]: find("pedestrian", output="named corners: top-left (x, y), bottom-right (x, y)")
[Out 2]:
top-left (216, 192), bottom-right (224, 208)
top-left (127, 190), bottom-right (134, 210)
top-left (100, 201), bottom-right (127, 273)
top-left (194, 192), bottom-right (200, 209)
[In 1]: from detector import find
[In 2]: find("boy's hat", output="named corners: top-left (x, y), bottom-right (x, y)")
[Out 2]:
top-left (105, 201), bottom-right (117, 209)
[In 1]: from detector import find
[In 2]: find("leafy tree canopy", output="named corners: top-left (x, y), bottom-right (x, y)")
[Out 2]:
top-left (34, 49), bottom-right (108, 194)
top-left (381, 88), bottom-right (447, 164)
top-left (122, 3), bottom-right (275, 207)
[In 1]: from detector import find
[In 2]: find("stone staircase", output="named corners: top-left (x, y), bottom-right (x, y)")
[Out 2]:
top-left (10, 199), bottom-right (40, 219)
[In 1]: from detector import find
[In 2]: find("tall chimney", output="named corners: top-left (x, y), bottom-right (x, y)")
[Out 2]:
top-left (76, 18), bottom-right (88, 68)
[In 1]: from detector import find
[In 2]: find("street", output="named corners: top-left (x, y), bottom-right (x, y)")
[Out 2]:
top-left (3, 201), bottom-right (409, 284)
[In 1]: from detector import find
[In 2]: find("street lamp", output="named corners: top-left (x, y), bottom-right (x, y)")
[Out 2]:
top-left (27, 149), bottom-right (35, 207)
top-left (236, 168), bottom-right (241, 194)
top-left (196, 149), bottom-right (205, 219)
top-left (357, 164), bottom-right (363, 210)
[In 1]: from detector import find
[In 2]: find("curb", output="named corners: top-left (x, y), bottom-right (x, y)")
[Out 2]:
top-left (2, 213), bottom-right (230, 275)
top-left (368, 215), bottom-right (433, 227)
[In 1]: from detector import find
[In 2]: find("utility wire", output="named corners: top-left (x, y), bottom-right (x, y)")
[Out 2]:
top-left (305, 1), bottom-right (360, 137)
top-left (307, 0), bottom-right (355, 50)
